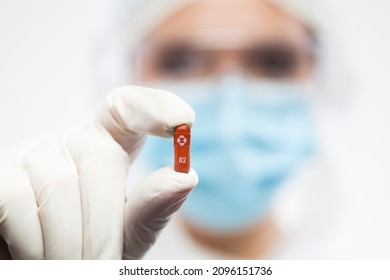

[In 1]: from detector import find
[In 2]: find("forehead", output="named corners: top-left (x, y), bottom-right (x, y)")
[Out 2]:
top-left (146, 0), bottom-right (311, 48)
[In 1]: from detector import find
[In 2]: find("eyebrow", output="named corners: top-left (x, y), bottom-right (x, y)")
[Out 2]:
top-left (146, 39), bottom-right (316, 57)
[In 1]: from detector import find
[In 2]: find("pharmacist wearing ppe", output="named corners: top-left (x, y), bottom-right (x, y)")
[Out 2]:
top-left (0, 0), bottom-right (346, 259)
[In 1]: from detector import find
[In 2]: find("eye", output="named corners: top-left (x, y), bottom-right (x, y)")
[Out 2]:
top-left (245, 46), bottom-right (301, 78)
top-left (157, 52), bottom-right (193, 73)
top-left (152, 49), bottom-right (210, 78)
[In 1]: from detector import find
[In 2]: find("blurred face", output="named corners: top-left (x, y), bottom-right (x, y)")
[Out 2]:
top-left (134, 0), bottom-right (315, 83)
top-left (135, 0), bottom-right (317, 239)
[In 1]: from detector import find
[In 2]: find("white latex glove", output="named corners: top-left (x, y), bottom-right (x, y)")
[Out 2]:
top-left (0, 86), bottom-right (198, 260)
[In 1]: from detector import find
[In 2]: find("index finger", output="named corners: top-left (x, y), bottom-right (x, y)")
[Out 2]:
top-left (95, 86), bottom-right (195, 158)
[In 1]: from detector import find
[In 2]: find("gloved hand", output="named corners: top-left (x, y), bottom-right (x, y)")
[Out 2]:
top-left (0, 86), bottom-right (198, 260)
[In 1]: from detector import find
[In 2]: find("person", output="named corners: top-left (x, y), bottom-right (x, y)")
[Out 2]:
top-left (0, 0), bottom-right (348, 259)
top-left (131, 0), bottom-right (320, 260)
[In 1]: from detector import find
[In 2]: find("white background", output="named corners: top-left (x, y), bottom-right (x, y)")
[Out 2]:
top-left (0, 0), bottom-right (94, 144)
top-left (0, 0), bottom-right (390, 259)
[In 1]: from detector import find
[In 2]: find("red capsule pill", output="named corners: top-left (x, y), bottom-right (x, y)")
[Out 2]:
top-left (174, 124), bottom-right (191, 173)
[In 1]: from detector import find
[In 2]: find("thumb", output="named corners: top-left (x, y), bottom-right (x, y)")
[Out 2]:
top-left (123, 167), bottom-right (198, 260)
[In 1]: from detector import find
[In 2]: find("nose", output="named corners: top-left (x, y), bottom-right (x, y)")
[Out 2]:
top-left (213, 50), bottom-right (245, 77)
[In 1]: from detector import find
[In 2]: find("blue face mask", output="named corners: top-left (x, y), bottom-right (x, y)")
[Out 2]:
top-left (141, 75), bottom-right (315, 233)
